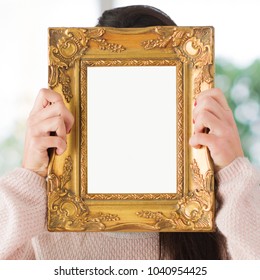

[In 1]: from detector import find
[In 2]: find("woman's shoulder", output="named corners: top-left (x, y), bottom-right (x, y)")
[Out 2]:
top-left (216, 157), bottom-right (259, 186)
top-left (0, 167), bottom-right (46, 189)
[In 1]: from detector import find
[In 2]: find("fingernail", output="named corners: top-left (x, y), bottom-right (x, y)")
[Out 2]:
top-left (194, 100), bottom-right (197, 107)
top-left (193, 119), bottom-right (195, 124)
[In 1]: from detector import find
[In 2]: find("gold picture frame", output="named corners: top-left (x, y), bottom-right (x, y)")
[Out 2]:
top-left (47, 26), bottom-right (215, 232)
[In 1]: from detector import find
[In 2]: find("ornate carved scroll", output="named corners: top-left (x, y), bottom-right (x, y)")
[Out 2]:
top-left (48, 156), bottom-right (120, 231)
top-left (142, 27), bottom-right (214, 99)
top-left (49, 28), bottom-right (126, 102)
top-left (48, 26), bottom-right (215, 232)
top-left (136, 160), bottom-right (214, 231)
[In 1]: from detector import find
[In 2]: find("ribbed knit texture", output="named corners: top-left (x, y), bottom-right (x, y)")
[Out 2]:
top-left (0, 157), bottom-right (259, 260)
top-left (216, 157), bottom-right (260, 259)
top-left (32, 232), bottom-right (159, 260)
top-left (0, 168), bottom-right (46, 259)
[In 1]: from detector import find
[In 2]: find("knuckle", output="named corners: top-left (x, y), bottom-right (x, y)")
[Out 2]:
top-left (198, 110), bottom-right (209, 122)
top-left (56, 115), bottom-right (64, 123)
top-left (214, 88), bottom-right (223, 96)
top-left (53, 92), bottom-right (63, 102)
top-left (55, 137), bottom-right (65, 148)
top-left (69, 112), bottom-right (75, 126)
top-left (38, 88), bottom-right (49, 98)
top-left (39, 88), bottom-right (63, 102)
top-left (56, 101), bottom-right (65, 112)
top-left (200, 95), bottom-right (214, 108)
top-left (193, 132), bottom-right (202, 143)
top-left (68, 116), bottom-right (74, 128)
top-left (191, 133), bottom-right (199, 143)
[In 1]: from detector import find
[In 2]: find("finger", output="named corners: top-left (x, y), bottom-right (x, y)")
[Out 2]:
top-left (193, 94), bottom-right (233, 126)
top-left (194, 110), bottom-right (225, 135)
top-left (31, 88), bottom-right (64, 114)
top-left (29, 102), bottom-right (74, 134)
top-left (196, 88), bottom-right (231, 112)
top-left (189, 132), bottom-right (244, 171)
top-left (30, 136), bottom-right (67, 155)
top-left (30, 116), bottom-right (67, 141)
top-left (189, 133), bottom-right (217, 151)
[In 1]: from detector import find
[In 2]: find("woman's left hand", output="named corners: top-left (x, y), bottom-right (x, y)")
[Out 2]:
top-left (189, 88), bottom-right (244, 171)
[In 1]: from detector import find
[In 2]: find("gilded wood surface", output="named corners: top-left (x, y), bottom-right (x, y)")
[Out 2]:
top-left (48, 26), bottom-right (215, 232)
top-left (48, 157), bottom-right (213, 231)
top-left (49, 28), bottom-right (126, 102)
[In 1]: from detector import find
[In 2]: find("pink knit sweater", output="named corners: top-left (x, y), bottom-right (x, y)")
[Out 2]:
top-left (0, 157), bottom-right (259, 260)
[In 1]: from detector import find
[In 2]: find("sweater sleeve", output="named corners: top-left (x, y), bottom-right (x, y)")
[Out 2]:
top-left (215, 157), bottom-right (260, 259)
top-left (0, 168), bottom-right (47, 259)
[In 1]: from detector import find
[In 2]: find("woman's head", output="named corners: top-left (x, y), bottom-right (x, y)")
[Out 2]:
top-left (96, 5), bottom-right (228, 260)
top-left (96, 5), bottom-right (176, 28)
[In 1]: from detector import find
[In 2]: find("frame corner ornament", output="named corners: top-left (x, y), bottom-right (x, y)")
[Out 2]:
top-left (48, 26), bottom-right (215, 232)
top-left (48, 28), bottom-right (126, 103)
top-left (135, 159), bottom-right (214, 231)
top-left (47, 156), bottom-right (120, 231)
top-left (141, 26), bottom-right (214, 100)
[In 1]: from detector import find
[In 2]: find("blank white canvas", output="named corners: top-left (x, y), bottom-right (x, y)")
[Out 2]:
top-left (87, 66), bottom-right (176, 193)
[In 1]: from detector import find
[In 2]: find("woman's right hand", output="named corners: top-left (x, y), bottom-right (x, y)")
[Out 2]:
top-left (22, 88), bottom-right (74, 177)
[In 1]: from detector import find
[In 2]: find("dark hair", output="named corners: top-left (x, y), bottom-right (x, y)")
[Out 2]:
top-left (160, 184), bottom-right (229, 259)
top-left (97, 5), bottom-right (229, 260)
top-left (97, 5), bottom-right (176, 27)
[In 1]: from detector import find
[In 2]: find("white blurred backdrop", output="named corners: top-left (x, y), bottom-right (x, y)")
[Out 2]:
top-left (0, 0), bottom-right (260, 175)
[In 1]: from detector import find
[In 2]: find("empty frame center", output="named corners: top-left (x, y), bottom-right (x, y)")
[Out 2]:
top-left (87, 66), bottom-right (177, 194)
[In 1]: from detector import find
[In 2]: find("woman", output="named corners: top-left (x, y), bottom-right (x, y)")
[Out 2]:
top-left (0, 5), bottom-right (259, 260)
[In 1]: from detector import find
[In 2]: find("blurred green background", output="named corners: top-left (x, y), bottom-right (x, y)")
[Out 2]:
top-left (216, 59), bottom-right (260, 166)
